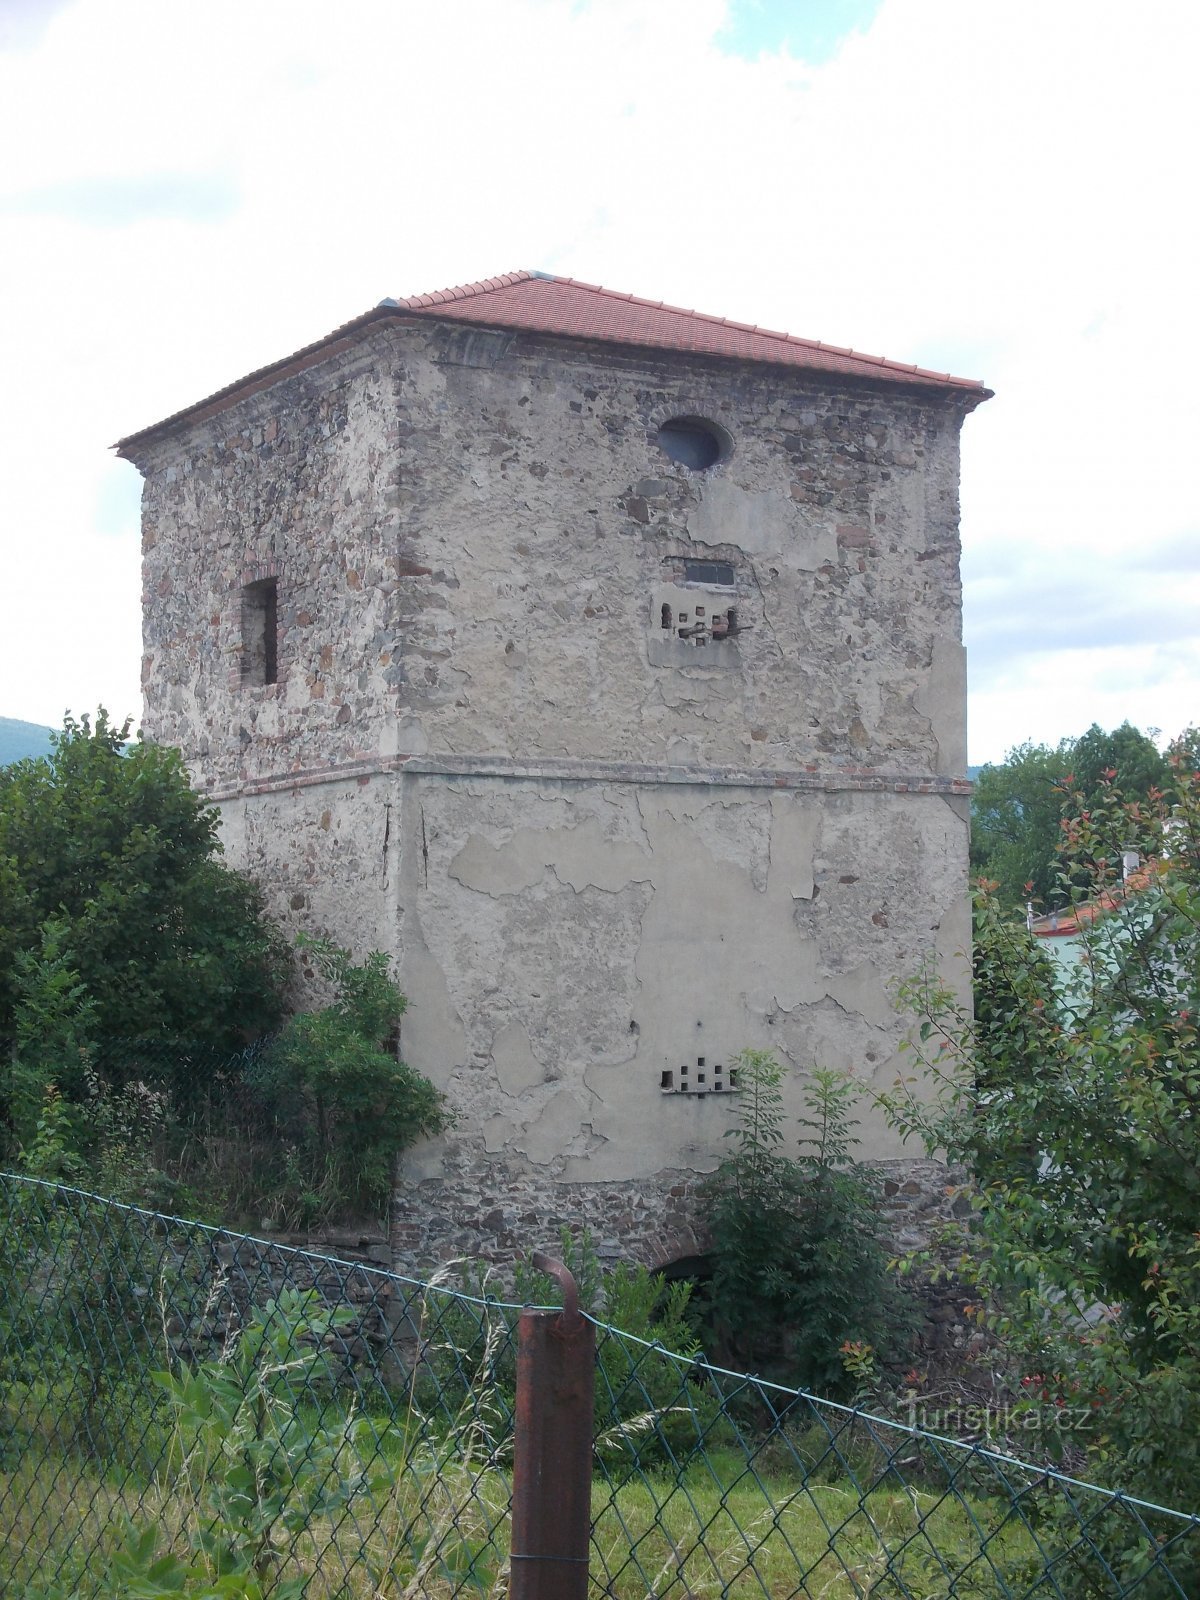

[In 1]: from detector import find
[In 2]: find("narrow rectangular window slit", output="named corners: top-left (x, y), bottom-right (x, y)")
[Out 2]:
top-left (242, 578), bottom-right (279, 686)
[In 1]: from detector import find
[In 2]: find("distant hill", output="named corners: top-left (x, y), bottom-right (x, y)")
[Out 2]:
top-left (0, 716), bottom-right (56, 766)
top-left (967, 765), bottom-right (981, 783)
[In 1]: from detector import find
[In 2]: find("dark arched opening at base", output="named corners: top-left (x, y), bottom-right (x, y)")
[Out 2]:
top-left (655, 1252), bottom-right (712, 1287)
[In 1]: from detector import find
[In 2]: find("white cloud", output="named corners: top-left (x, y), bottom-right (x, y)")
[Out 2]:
top-left (1, 0), bottom-right (1196, 763)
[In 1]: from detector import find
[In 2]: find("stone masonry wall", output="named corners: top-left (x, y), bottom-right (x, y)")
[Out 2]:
top-left (128, 315), bottom-right (977, 1280)
top-left (133, 321), bottom-right (971, 792)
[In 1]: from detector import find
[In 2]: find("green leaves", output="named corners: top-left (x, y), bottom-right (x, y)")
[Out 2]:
top-left (154, 1289), bottom-right (366, 1585)
top-left (244, 938), bottom-right (448, 1221)
top-left (970, 738), bottom-right (1075, 908)
top-left (24, 1292), bottom-right (367, 1599)
top-left (969, 722), bottom-right (1178, 909)
top-left (703, 1051), bottom-right (905, 1395)
top-left (889, 749), bottom-right (1200, 1507)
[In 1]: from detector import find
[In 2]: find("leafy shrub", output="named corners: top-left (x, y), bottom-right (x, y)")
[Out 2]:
top-left (883, 743), bottom-right (1200, 1517)
top-left (244, 937), bottom-right (449, 1222)
top-left (703, 1050), bottom-right (907, 1395)
top-left (19, 1289), bottom-right (386, 1600)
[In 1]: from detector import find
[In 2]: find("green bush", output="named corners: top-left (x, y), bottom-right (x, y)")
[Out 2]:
top-left (245, 937), bottom-right (448, 1222)
top-left (883, 741), bottom-right (1200, 1522)
top-left (703, 1050), bottom-right (907, 1395)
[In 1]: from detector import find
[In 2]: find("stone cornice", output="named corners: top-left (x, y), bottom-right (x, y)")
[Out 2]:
top-left (201, 752), bottom-right (972, 804)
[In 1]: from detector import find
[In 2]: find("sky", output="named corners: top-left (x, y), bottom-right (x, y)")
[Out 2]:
top-left (0, 0), bottom-right (1196, 767)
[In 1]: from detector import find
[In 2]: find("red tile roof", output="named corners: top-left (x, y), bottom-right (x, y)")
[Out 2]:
top-left (116, 270), bottom-right (990, 453)
top-left (388, 271), bottom-right (989, 390)
top-left (1029, 862), bottom-right (1165, 938)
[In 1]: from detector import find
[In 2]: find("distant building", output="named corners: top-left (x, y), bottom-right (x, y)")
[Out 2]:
top-left (119, 272), bottom-right (990, 1269)
top-left (1030, 854), bottom-right (1156, 983)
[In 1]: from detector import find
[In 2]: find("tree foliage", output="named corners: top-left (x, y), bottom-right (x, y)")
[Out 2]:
top-left (970, 739), bottom-right (1073, 909)
top-left (970, 722), bottom-right (1177, 909)
top-left (886, 740), bottom-right (1200, 1507)
top-left (1068, 720), bottom-right (1172, 806)
top-left (0, 712), bottom-right (288, 1065)
top-left (246, 937), bottom-right (449, 1221)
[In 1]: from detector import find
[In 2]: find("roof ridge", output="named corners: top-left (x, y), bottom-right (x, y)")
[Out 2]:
top-left (393, 271), bottom-right (533, 311)
top-left (116, 268), bottom-right (989, 454)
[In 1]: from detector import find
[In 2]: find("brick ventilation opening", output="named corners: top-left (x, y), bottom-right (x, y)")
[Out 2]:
top-left (665, 606), bottom-right (738, 646)
top-left (662, 1056), bottom-right (737, 1096)
top-left (242, 578), bottom-right (278, 686)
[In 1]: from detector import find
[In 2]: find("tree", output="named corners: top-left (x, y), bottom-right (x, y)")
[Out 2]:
top-left (970, 722), bottom-right (1178, 910)
top-left (1068, 720), bottom-right (1169, 807)
top-left (703, 1051), bottom-right (903, 1394)
top-left (970, 739), bottom-right (1072, 908)
top-left (886, 747), bottom-right (1200, 1510)
top-left (0, 712), bottom-right (288, 1092)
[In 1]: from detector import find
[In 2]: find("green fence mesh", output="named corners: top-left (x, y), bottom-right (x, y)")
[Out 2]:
top-left (1, 1174), bottom-right (1196, 1598)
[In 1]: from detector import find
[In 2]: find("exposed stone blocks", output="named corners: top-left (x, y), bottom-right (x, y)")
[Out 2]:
top-left (127, 311), bottom-right (979, 1278)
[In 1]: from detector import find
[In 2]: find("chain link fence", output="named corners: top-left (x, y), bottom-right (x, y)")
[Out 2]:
top-left (1, 1173), bottom-right (1196, 1597)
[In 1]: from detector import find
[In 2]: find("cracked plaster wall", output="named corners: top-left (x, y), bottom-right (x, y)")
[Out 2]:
top-left (393, 777), bottom-right (968, 1230)
top-left (129, 318), bottom-right (978, 1271)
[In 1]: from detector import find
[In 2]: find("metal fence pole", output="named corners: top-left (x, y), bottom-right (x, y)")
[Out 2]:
top-left (510, 1251), bottom-right (595, 1600)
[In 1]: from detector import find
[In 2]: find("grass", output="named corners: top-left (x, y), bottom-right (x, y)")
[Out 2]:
top-left (0, 1323), bottom-right (1166, 1600)
top-left (0, 1422), bottom-right (1063, 1600)
top-left (1, 1186), bottom-right (1191, 1599)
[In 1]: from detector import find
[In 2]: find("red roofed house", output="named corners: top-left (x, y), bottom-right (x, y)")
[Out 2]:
top-left (118, 272), bottom-right (990, 1270)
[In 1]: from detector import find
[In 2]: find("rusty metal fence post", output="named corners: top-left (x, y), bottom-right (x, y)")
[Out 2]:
top-left (510, 1252), bottom-right (595, 1600)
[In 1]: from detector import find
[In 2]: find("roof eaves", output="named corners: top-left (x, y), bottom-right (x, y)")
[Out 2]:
top-left (113, 304), bottom-right (399, 456)
top-left (116, 270), bottom-right (990, 453)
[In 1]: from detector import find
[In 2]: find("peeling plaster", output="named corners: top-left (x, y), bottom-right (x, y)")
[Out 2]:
top-left (490, 1021), bottom-right (547, 1095)
top-left (449, 816), bottom-right (653, 896)
top-left (515, 1088), bottom-right (594, 1165)
top-left (132, 314), bottom-right (979, 1266)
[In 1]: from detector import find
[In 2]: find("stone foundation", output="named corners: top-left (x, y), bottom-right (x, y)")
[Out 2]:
top-left (389, 1153), bottom-right (980, 1363)
top-left (390, 1155), bottom-right (964, 1274)
top-left (390, 1160), bottom-right (713, 1277)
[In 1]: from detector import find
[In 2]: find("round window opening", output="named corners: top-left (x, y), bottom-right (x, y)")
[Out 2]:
top-left (657, 416), bottom-right (730, 471)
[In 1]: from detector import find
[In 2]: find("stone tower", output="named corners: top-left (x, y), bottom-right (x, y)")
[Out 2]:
top-left (118, 272), bottom-right (989, 1269)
